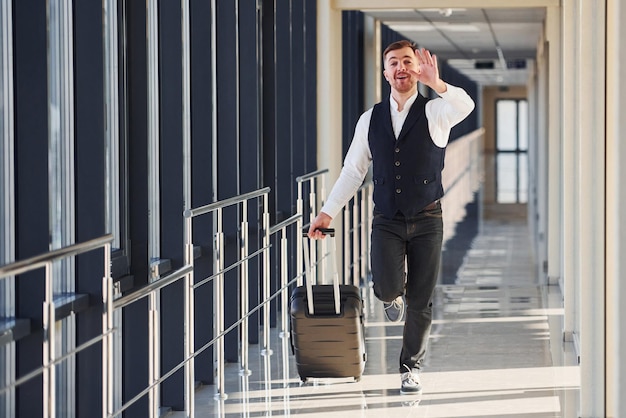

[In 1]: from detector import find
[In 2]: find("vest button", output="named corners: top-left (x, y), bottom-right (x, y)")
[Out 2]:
top-left (396, 188), bottom-right (402, 194)
top-left (395, 161), bottom-right (400, 166)
top-left (395, 148), bottom-right (400, 153)
top-left (396, 175), bottom-right (401, 180)
top-left (423, 179), bottom-right (429, 184)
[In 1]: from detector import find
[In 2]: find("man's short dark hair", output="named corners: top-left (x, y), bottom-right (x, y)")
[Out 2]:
top-left (383, 40), bottom-right (417, 61)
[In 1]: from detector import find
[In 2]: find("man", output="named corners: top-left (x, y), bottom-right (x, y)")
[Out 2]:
top-left (307, 40), bottom-right (475, 394)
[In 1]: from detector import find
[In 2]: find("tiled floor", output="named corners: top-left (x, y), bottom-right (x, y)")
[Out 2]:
top-left (171, 218), bottom-right (580, 417)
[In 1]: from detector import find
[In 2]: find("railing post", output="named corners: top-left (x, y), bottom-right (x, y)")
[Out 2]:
top-left (352, 198), bottom-right (359, 286)
top-left (308, 178), bottom-right (319, 284)
top-left (239, 202), bottom-right (251, 377)
top-left (360, 188), bottom-right (368, 287)
top-left (213, 208), bottom-right (227, 400)
top-left (261, 193), bottom-right (273, 357)
top-left (278, 228), bottom-right (289, 338)
top-left (148, 291), bottom-right (160, 417)
top-left (183, 216), bottom-right (195, 417)
top-left (343, 208), bottom-right (350, 286)
top-left (102, 243), bottom-right (113, 418)
top-left (43, 262), bottom-right (55, 418)
top-left (296, 182), bottom-right (303, 287)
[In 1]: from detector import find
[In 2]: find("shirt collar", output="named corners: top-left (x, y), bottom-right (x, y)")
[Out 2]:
top-left (389, 91), bottom-right (419, 113)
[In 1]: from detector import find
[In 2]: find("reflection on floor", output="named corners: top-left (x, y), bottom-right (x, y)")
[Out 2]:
top-left (170, 219), bottom-right (580, 417)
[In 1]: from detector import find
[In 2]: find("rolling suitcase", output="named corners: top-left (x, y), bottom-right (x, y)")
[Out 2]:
top-left (290, 228), bottom-right (367, 382)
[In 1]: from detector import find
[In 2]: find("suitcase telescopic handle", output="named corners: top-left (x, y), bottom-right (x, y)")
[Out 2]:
top-left (301, 227), bottom-right (341, 316)
top-left (301, 227), bottom-right (335, 237)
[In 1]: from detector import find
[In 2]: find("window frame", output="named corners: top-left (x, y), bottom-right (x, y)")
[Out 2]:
top-left (495, 98), bottom-right (529, 204)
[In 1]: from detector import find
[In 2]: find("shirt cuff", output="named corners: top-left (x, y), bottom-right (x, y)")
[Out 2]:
top-left (438, 82), bottom-right (458, 98)
top-left (320, 200), bottom-right (343, 220)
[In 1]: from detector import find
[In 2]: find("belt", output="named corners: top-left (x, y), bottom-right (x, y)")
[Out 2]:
top-left (422, 200), bottom-right (439, 211)
top-left (393, 200), bottom-right (440, 219)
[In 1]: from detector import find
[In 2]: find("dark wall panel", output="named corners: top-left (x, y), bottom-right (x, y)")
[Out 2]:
top-left (159, 0), bottom-right (185, 409)
top-left (379, 25), bottom-right (405, 102)
top-left (271, 0), bottom-right (293, 326)
top-left (13, 0), bottom-right (48, 416)
top-left (73, 0), bottom-right (106, 416)
top-left (304, 0), bottom-right (317, 174)
top-left (215, 0), bottom-right (241, 361)
top-left (125, 0), bottom-right (150, 415)
top-left (341, 11), bottom-right (365, 155)
top-left (189, 0), bottom-right (215, 385)
top-left (238, 0), bottom-right (261, 344)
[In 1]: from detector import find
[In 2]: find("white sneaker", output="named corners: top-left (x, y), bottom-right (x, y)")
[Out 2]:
top-left (400, 365), bottom-right (422, 394)
top-left (383, 295), bottom-right (406, 322)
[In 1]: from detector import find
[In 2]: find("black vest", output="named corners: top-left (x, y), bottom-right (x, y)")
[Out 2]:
top-left (369, 95), bottom-right (445, 218)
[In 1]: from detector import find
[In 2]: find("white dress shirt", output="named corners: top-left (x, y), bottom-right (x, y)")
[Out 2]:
top-left (321, 83), bottom-right (475, 219)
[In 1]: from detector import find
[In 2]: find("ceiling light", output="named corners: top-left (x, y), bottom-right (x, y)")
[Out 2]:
top-left (388, 24), bottom-right (434, 32)
top-left (418, 8), bottom-right (467, 14)
top-left (433, 23), bottom-right (480, 32)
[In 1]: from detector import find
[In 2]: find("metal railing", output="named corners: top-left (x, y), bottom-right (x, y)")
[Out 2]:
top-left (343, 181), bottom-right (373, 288)
top-left (296, 169), bottom-right (328, 286)
top-left (182, 187), bottom-right (271, 406)
top-left (0, 176), bottom-right (376, 417)
top-left (295, 168), bottom-right (373, 289)
top-left (0, 234), bottom-right (113, 418)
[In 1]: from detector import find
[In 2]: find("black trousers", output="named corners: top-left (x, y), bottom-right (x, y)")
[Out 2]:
top-left (370, 201), bottom-right (443, 373)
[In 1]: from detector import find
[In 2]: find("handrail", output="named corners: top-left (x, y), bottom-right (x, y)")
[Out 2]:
top-left (295, 168), bottom-right (328, 183)
top-left (181, 186), bottom-right (273, 402)
top-left (269, 213), bottom-right (301, 235)
top-left (0, 233), bottom-right (113, 278)
top-left (183, 187), bottom-right (270, 218)
top-left (343, 180), bottom-right (373, 287)
top-left (192, 246), bottom-right (269, 290)
top-left (112, 264), bottom-right (193, 310)
top-left (296, 169), bottom-right (329, 286)
top-left (0, 234), bottom-right (112, 418)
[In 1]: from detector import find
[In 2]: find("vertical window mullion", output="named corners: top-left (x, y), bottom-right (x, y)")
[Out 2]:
top-left (105, 0), bottom-right (125, 411)
top-left (516, 101), bottom-right (520, 202)
top-left (146, 1), bottom-right (161, 416)
top-left (147, 0), bottom-right (160, 266)
top-left (0, 0), bottom-right (16, 416)
top-left (105, 0), bottom-right (121, 251)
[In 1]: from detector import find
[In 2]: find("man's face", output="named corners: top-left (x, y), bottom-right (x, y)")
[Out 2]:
top-left (383, 46), bottom-right (419, 94)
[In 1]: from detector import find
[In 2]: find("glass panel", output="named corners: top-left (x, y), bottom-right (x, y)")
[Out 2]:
top-left (518, 100), bottom-right (529, 151)
top-left (496, 100), bottom-right (518, 151)
top-left (496, 153), bottom-right (518, 203)
top-left (518, 153), bottom-right (528, 203)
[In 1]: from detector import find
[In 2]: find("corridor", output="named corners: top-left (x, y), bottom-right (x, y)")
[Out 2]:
top-left (172, 218), bottom-right (580, 417)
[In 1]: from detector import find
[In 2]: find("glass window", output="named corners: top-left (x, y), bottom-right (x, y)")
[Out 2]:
top-left (106, 0), bottom-right (130, 279)
top-left (495, 99), bottom-right (528, 204)
top-left (496, 100), bottom-right (518, 151)
top-left (518, 100), bottom-right (528, 151)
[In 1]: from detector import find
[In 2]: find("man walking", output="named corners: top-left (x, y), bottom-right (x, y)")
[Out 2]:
top-left (308, 40), bottom-right (475, 394)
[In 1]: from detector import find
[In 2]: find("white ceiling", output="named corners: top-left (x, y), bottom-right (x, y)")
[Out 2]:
top-left (363, 8), bottom-right (546, 87)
